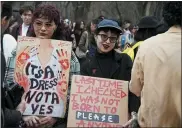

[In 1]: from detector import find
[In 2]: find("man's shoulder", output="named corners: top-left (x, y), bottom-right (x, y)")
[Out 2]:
top-left (139, 33), bottom-right (164, 52)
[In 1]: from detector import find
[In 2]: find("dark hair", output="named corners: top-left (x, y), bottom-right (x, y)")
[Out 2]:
top-left (19, 5), bottom-right (33, 15)
top-left (129, 24), bottom-right (134, 31)
top-left (134, 28), bottom-right (157, 42)
top-left (124, 20), bottom-right (131, 24)
top-left (85, 21), bottom-right (91, 33)
top-left (92, 19), bottom-right (100, 25)
top-left (97, 15), bottom-right (105, 19)
top-left (29, 4), bottom-right (64, 40)
top-left (163, 2), bottom-right (182, 27)
top-left (156, 20), bottom-right (169, 34)
top-left (74, 21), bottom-right (82, 31)
top-left (95, 27), bottom-right (121, 37)
top-left (1, 3), bottom-right (12, 20)
top-left (32, 4), bottom-right (60, 25)
top-left (85, 19), bottom-right (100, 33)
top-left (95, 27), bottom-right (120, 49)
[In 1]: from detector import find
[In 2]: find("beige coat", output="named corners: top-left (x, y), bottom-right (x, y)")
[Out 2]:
top-left (129, 26), bottom-right (181, 127)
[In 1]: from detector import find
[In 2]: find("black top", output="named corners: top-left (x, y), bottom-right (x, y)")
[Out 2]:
top-left (81, 49), bottom-right (141, 113)
top-left (95, 50), bottom-right (113, 78)
top-left (81, 49), bottom-right (132, 80)
top-left (1, 47), bottom-right (22, 128)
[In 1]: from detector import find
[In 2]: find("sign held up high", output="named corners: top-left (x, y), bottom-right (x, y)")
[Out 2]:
top-left (67, 75), bottom-right (128, 127)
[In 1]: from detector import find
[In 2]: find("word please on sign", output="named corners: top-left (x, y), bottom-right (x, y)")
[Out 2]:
top-left (67, 75), bottom-right (129, 127)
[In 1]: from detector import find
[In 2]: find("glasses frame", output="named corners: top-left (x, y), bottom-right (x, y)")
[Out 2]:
top-left (33, 20), bottom-right (56, 30)
top-left (97, 33), bottom-right (118, 43)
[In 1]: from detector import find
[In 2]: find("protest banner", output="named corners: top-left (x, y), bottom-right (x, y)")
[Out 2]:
top-left (67, 75), bottom-right (128, 127)
top-left (14, 36), bottom-right (72, 117)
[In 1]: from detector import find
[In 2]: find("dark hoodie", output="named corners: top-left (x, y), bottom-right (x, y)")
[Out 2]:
top-left (1, 48), bottom-right (22, 128)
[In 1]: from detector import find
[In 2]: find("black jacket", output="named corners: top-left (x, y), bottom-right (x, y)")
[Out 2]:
top-left (81, 50), bottom-right (132, 80)
top-left (1, 52), bottom-right (22, 128)
top-left (10, 23), bottom-right (33, 41)
top-left (81, 50), bottom-right (140, 113)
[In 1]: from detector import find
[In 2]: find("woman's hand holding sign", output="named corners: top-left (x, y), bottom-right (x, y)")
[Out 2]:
top-left (23, 116), bottom-right (40, 128)
top-left (17, 92), bottom-right (40, 128)
top-left (39, 116), bottom-right (57, 127)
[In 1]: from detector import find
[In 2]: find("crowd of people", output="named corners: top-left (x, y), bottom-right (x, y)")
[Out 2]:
top-left (1, 1), bottom-right (181, 128)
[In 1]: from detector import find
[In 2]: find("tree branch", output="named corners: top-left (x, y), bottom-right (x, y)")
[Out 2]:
top-left (115, 1), bottom-right (122, 21)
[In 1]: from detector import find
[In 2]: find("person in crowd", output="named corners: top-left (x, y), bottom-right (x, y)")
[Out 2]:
top-left (156, 19), bottom-right (169, 34)
top-left (68, 20), bottom-right (72, 30)
top-left (62, 18), bottom-right (72, 41)
top-left (10, 5), bottom-right (33, 40)
top-left (74, 21), bottom-right (85, 47)
top-left (106, 18), bottom-right (123, 52)
top-left (86, 19), bottom-right (101, 58)
top-left (128, 24), bottom-right (137, 43)
top-left (75, 21), bottom-right (89, 66)
top-left (122, 23), bottom-right (134, 45)
top-left (123, 16), bottom-right (161, 61)
top-left (1, 3), bottom-right (26, 128)
top-left (81, 19), bottom-right (140, 116)
top-left (119, 22), bottom-right (133, 52)
top-left (76, 19), bottom-right (101, 66)
top-left (71, 20), bottom-right (85, 52)
top-left (132, 16), bottom-right (160, 59)
top-left (4, 15), bottom-right (19, 34)
top-left (80, 21), bottom-right (85, 30)
top-left (71, 22), bottom-right (76, 33)
top-left (129, 1), bottom-right (181, 127)
top-left (70, 21), bottom-right (77, 50)
top-left (97, 15), bottom-right (105, 20)
top-left (11, 4), bottom-right (80, 128)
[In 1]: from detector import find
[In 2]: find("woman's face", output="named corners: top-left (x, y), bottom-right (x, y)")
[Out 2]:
top-left (90, 22), bottom-right (96, 32)
top-left (33, 17), bottom-right (57, 39)
top-left (95, 30), bottom-right (118, 53)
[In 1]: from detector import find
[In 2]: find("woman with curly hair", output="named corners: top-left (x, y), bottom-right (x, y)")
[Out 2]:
top-left (129, 1), bottom-right (181, 127)
top-left (16, 4), bottom-right (80, 128)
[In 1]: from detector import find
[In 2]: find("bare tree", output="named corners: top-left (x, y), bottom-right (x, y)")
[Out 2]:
top-left (10, 1), bottom-right (164, 24)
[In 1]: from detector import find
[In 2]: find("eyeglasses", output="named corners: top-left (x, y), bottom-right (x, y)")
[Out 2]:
top-left (98, 34), bottom-right (118, 43)
top-left (33, 21), bottom-right (55, 30)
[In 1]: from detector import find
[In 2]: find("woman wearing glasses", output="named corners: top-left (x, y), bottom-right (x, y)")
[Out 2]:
top-left (81, 19), bottom-right (132, 79)
top-left (16, 4), bottom-right (80, 128)
top-left (81, 19), bottom-right (140, 119)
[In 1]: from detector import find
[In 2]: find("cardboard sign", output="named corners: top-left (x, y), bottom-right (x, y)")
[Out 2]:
top-left (67, 75), bottom-right (128, 127)
top-left (14, 36), bottom-right (72, 117)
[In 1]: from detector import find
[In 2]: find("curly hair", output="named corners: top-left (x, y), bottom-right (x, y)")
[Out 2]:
top-left (29, 4), bottom-right (65, 40)
top-left (163, 2), bottom-right (182, 27)
top-left (32, 4), bottom-right (60, 26)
